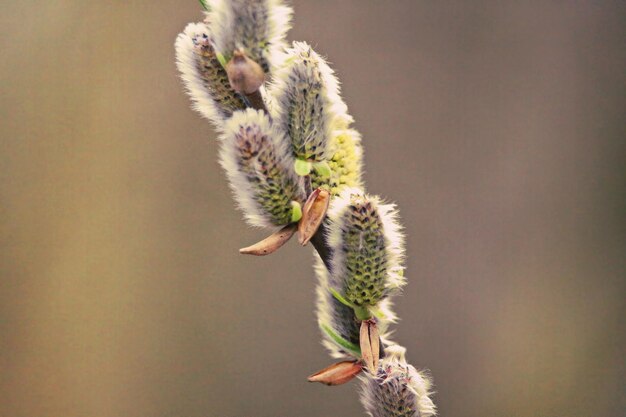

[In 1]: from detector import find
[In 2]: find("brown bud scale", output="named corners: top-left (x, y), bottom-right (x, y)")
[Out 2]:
top-left (239, 224), bottom-right (297, 255)
top-left (226, 50), bottom-right (265, 95)
top-left (307, 360), bottom-right (363, 386)
top-left (299, 188), bottom-right (330, 245)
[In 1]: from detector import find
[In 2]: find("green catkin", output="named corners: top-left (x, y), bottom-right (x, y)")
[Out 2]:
top-left (175, 22), bottom-right (246, 125)
top-left (227, 0), bottom-right (272, 72)
top-left (341, 196), bottom-right (388, 306)
top-left (327, 189), bottom-right (404, 310)
top-left (270, 41), bottom-right (353, 164)
top-left (311, 129), bottom-right (363, 196)
top-left (283, 45), bottom-right (331, 161)
top-left (192, 29), bottom-right (247, 115)
top-left (317, 188), bottom-right (404, 359)
top-left (234, 128), bottom-right (296, 224)
top-left (219, 109), bottom-right (304, 227)
top-left (206, 0), bottom-right (292, 74)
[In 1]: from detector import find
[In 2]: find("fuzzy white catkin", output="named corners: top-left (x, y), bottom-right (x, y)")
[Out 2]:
top-left (219, 108), bottom-right (304, 227)
top-left (175, 22), bottom-right (246, 126)
top-left (326, 187), bottom-right (405, 308)
top-left (360, 345), bottom-right (436, 417)
top-left (269, 41), bottom-right (353, 162)
top-left (315, 188), bottom-right (405, 359)
top-left (206, 0), bottom-right (292, 73)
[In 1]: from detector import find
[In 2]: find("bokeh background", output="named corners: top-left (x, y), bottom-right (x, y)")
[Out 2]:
top-left (1, 1), bottom-right (625, 416)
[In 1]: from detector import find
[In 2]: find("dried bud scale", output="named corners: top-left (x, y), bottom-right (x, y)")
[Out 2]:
top-left (360, 345), bottom-right (436, 417)
top-left (175, 22), bottom-right (246, 126)
top-left (226, 50), bottom-right (266, 94)
top-left (308, 360), bottom-right (363, 386)
top-left (360, 319), bottom-right (380, 373)
top-left (298, 188), bottom-right (331, 245)
top-left (239, 223), bottom-right (297, 255)
top-left (219, 109), bottom-right (304, 228)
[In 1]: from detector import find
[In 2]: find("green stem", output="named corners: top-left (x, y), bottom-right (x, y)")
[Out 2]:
top-left (354, 306), bottom-right (372, 321)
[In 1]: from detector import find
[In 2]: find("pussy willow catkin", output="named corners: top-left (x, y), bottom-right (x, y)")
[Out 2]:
top-left (175, 1), bottom-right (436, 415)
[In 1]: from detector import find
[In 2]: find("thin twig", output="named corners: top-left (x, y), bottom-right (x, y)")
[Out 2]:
top-left (245, 90), bottom-right (267, 112)
top-left (310, 225), bottom-right (332, 271)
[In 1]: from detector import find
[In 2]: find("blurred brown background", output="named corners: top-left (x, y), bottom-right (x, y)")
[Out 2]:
top-left (1, 1), bottom-right (624, 416)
